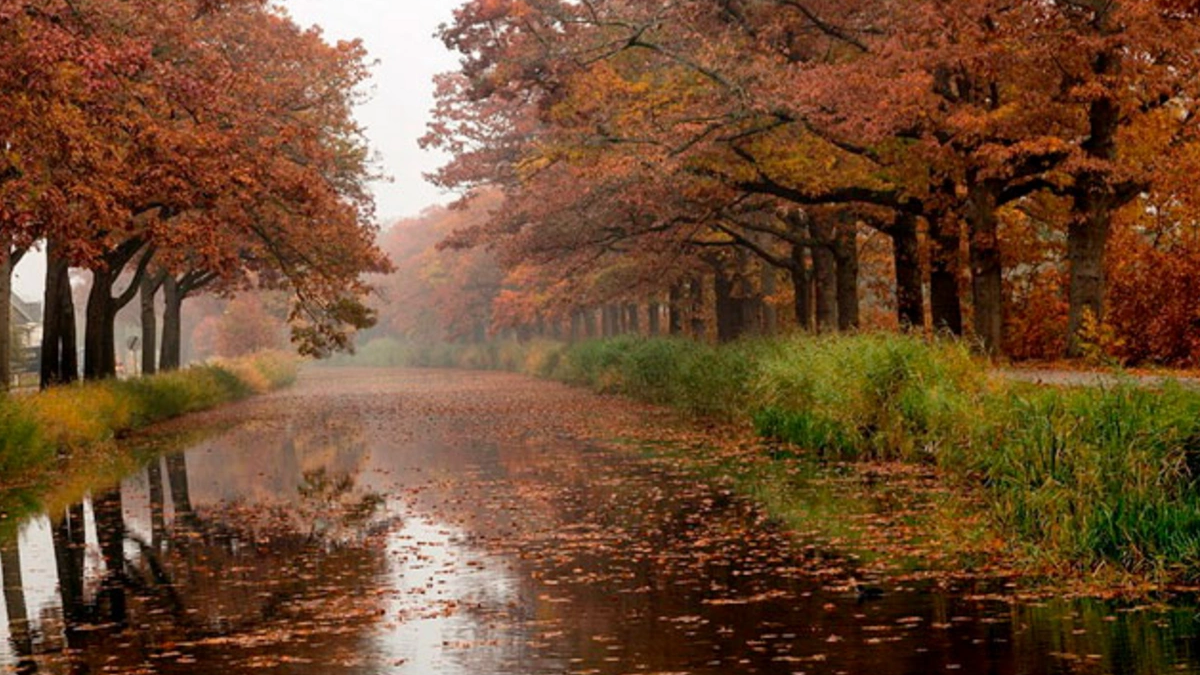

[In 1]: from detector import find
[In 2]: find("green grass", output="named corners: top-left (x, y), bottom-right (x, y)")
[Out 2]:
top-left (965, 383), bottom-right (1200, 573)
top-left (0, 351), bottom-right (299, 487)
top-left (327, 332), bottom-right (1200, 581)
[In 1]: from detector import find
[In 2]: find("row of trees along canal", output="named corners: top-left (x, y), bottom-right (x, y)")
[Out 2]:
top-left (409, 0), bottom-right (1200, 365)
top-left (0, 0), bottom-right (390, 392)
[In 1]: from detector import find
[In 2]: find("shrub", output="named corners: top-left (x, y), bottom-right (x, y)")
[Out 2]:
top-left (0, 398), bottom-right (51, 475)
top-left (752, 334), bottom-right (988, 461)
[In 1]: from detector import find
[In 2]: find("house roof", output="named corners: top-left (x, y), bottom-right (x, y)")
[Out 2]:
top-left (10, 293), bottom-right (43, 325)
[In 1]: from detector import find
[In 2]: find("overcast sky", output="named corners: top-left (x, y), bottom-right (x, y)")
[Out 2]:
top-left (282, 0), bottom-right (463, 221)
top-left (12, 0), bottom-right (465, 300)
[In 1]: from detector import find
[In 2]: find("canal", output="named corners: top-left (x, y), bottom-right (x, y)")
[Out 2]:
top-left (1, 368), bottom-right (1198, 674)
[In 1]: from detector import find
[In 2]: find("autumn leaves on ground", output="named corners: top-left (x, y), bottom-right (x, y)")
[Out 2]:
top-left (351, 0), bottom-right (1200, 593)
top-left (328, 335), bottom-right (1200, 594)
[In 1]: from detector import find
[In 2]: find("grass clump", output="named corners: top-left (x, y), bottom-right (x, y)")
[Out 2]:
top-left (968, 383), bottom-right (1200, 573)
top-left (552, 337), bottom-right (753, 418)
top-left (0, 398), bottom-right (51, 476)
top-left (752, 334), bottom-right (988, 461)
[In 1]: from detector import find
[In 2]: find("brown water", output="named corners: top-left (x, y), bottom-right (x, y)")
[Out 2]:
top-left (2, 369), bottom-right (1199, 674)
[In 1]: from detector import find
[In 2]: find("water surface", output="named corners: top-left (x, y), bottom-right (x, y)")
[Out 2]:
top-left (1, 369), bottom-right (1198, 674)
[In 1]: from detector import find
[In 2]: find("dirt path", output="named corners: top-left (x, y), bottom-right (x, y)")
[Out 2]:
top-left (999, 367), bottom-right (1200, 388)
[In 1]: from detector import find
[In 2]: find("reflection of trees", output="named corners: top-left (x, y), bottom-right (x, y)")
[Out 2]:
top-left (92, 489), bottom-right (128, 626)
top-left (28, 453), bottom-right (394, 674)
top-left (146, 459), bottom-right (166, 549)
top-left (297, 468), bottom-right (386, 542)
top-left (1011, 600), bottom-right (1196, 675)
top-left (164, 452), bottom-right (198, 531)
top-left (1, 534), bottom-right (36, 674)
top-left (50, 505), bottom-right (85, 630)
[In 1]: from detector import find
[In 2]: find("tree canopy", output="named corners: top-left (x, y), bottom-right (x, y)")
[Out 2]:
top-left (416, 0), bottom-right (1200, 364)
top-left (1, 0), bottom-right (390, 387)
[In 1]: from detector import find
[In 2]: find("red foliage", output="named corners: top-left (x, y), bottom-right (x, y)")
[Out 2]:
top-left (1105, 224), bottom-right (1200, 366)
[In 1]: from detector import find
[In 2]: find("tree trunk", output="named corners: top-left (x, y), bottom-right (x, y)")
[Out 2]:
top-left (601, 305), bottom-right (614, 337)
top-left (812, 248), bottom-right (838, 333)
top-left (791, 243), bottom-right (813, 331)
top-left (41, 241), bottom-right (78, 388)
top-left (891, 213), bottom-right (924, 330)
top-left (928, 213), bottom-right (964, 335)
top-left (583, 308), bottom-right (597, 339)
top-left (0, 245), bottom-right (11, 392)
top-left (141, 272), bottom-right (164, 376)
top-left (967, 180), bottom-right (1003, 353)
top-left (1066, 79), bottom-right (1120, 357)
top-left (84, 269), bottom-right (119, 380)
top-left (688, 277), bottom-right (706, 339)
top-left (160, 276), bottom-right (184, 371)
top-left (761, 266), bottom-right (778, 335)
top-left (85, 243), bottom-right (150, 380)
top-left (1066, 215), bottom-right (1111, 353)
top-left (668, 285), bottom-right (684, 335)
top-left (570, 312), bottom-right (582, 342)
top-left (834, 222), bottom-right (860, 332)
top-left (625, 304), bottom-right (640, 335)
top-left (648, 301), bottom-right (661, 336)
top-left (714, 268), bottom-right (744, 343)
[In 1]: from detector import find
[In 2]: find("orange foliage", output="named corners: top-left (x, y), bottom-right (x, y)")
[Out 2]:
top-left (1000, 202), bottom-right (1068, 360)
top-left (1105, 223), bottom-right (1200, 366)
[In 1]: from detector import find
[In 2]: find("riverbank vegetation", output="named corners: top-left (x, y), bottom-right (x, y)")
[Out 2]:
top-left (0, 351), bottom-right (298, 485)
top-left (334, 334), bottom-right (1200, 583)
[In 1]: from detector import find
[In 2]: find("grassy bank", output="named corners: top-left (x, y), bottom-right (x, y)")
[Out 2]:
top-left (0, 351), bottom-right (299, 485)
top-left (334, 335), bottom-right (1200, 582)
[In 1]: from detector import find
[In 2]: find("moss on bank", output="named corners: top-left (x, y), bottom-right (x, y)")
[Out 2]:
top-left (0, 351), bottom-right (299, 485)
top-left (333, 335), bottom-right (1200, 582)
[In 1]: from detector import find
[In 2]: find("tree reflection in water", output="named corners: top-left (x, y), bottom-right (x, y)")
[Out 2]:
top-left (1, 534), bottom-right (35, 674)
top-left (2, 450), bottom-right (391, 674)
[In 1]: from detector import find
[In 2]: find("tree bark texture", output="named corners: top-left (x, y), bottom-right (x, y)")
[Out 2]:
top-left (160, 276), bottom-right (184, 371)
top-left (714, 268), bottom-right (745, 343)
top-left (140, 271), bottom-right (165, 375)
top-left (668, 285), bottom-right (684, 335)
top-left (41, 240), bottom-right (79, 388)
top-left (790, 243), bottom-right (813, 331)
top-left (0, 245), bottom-right (11, 392)
top-left (834, 222), bottom-right (860, 332)
top-left (812, 247), bottom-right (838, 333)
top-left (967, 180), bottom-right (1003, 353)
top-left (688, 278), bottom-right (706, 339)
top-left (1066, 78), bottom-right (1120, 357)
top-left (928, 213), bottom-right (964, 335)
top-left (891, 214), bottom-right (924, 330)
top-left (84, 242), bottom-right (150, 380)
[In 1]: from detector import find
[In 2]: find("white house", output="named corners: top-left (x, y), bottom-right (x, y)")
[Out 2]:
top-left (10, 293), bottom-right (42, 374)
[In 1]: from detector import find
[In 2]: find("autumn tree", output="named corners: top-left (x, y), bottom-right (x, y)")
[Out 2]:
top-left (1, 0), bottom-right (389, 383)
top-left (425, 0), bottom-right (1200, 363)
